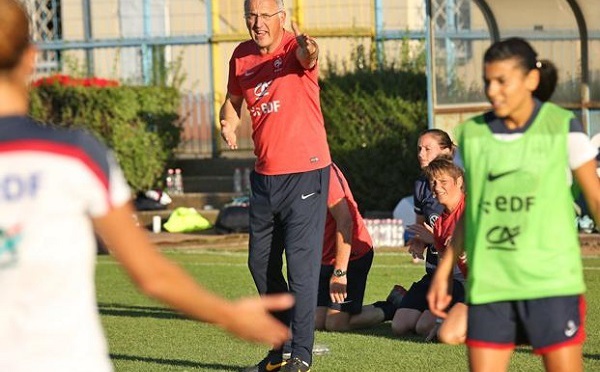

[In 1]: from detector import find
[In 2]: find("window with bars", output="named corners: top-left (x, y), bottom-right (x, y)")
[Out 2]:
top-left (432, 0), bottom-right (472, 62)
top-left (25, 0), bottom-right (62, 72)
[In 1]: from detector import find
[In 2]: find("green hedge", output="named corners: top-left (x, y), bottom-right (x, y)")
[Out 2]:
top-left (30, 85), bottom-right (181, 192)
top-left (321, 67), bottom-right (428, 212)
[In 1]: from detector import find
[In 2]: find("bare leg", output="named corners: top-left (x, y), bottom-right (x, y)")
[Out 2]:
top-left (323, 309), bottom-right (351, 331)
top-left (315, 306), bottom-right (328, 330)
top-left (321, 306), bottom-right (386, 332)
top-left (542, 344), bottom-right (583, 372)
top-left (469, 346), bottom-right (512, 372)
top-left (347, 305), bottom-right (385, 329)
top-left (415, 310), bottom-right (437, 337)
top-left (438, 303), bottom-right (467, 345)
top-left (391, 308), bottom-right (421, 335)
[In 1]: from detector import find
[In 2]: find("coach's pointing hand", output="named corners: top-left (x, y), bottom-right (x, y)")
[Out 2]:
top-left (292, 22), bottom-right (318, 69)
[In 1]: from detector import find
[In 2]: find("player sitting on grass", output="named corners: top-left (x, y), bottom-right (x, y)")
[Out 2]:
top-left (421, 155), bottom-right (467, 344)
top-left (315, 163), bottom-right (405, 331)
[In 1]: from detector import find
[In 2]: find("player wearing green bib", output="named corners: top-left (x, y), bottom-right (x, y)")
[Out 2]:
top-left (457, 102), bottom-right (584, 305)
top-left (427, 38), bottom-right (600, 372)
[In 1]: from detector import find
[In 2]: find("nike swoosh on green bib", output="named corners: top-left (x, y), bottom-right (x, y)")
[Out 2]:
top-left (455, 102), bottom-right (585, 305)
top-left (487, 169), bottom-right (520, 181)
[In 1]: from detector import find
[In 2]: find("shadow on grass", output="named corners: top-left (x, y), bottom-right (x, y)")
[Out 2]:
top-left (110, 353), bottom-right (242, 370)
top-left (513, 346), bottom-right (600, 361)
top-left (323, 322), bottom-right (432, 343)
top-left (98, 302), bottom-right (187, 320)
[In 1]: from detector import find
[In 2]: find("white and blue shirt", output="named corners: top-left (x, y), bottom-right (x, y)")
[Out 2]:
top-left (0, 116), bottom-right (130, 372)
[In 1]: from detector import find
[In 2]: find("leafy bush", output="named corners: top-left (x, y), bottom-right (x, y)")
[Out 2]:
top-left (321, 47), bottom-right (428, 212)
top-left (30, 83), bottom-right (181, 192)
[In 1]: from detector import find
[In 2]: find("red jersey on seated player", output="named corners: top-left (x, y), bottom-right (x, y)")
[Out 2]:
top-left (322, 164), bottom-right (372, 265)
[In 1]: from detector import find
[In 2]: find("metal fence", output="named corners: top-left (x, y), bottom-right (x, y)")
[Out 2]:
top-left (426, 0), bottom-right (600, 136)
top-left (25, 0), bottom-right (600, 157)
top-left (25, 0), bottom-right (430, 157)
top-left (176, 93), bottom-right (213, 158)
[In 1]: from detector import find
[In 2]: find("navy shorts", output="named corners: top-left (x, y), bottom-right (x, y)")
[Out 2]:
top-left (317, 250), bottom-right (374, 315)
top-left (467, 295), bottom-right (586, 354)
top-left (399, 273), bottom-right (465, 312)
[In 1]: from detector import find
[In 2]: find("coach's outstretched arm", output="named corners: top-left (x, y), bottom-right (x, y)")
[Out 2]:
top-left (93, 201), bottom-right (293, 347)
top-left (219, 93), bottom-right (244, 150)
top-left (292, 22), bottom-right (319, 70)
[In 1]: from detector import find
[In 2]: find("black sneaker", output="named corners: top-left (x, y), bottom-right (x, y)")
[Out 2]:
top-left (386, 284), bottom-right (407, 309)
top-left (281, 358), bottom-right (310, 372)
top-left (241, 354), bottom-right (287, 372)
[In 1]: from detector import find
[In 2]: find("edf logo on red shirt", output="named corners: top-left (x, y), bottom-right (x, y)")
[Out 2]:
top-left (250, 80), bottom-right (281, 117)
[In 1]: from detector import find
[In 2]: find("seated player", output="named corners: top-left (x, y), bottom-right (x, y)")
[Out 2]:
top-left (315, 163), bottom-right (403, 331)
top-left (392, 155), bottom-right (466, 340)
top-left (422, 155), bottom-right (468, 344)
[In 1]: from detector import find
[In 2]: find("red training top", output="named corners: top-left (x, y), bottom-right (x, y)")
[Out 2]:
top-left (433, 194), bottom-right (467, 277)
top-left (227, 30), bottom-right (331, 175)
top-left (322, 164), bottom-right (373, 265)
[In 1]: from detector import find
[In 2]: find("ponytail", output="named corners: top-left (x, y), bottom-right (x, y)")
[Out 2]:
top-left (533, 59), bottom-right (558, 102)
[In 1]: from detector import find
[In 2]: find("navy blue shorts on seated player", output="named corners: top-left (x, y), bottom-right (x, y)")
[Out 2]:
top-left (399, 273), bottom-right (465, 312)
top-left (467, 295), bottom-right (586, 354)
top-left (317, 249), bottom-right (373, 315)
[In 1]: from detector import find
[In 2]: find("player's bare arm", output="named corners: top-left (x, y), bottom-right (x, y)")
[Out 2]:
top-left (93, 201), bottom-right (293, 347)
top-left (406, 215), bottom-right (428, 259)
top-left (329, 197), bottom-right (352, 304)
top-left (291, 22), bottom-right (318, 70)
top-left (406, 223), bottom-right (434, 244)
top-left (573, 159), bottom-right (600, 226)
top-left (219, 93), bottom-right (243, 149)
top-left (427, 215), bottom-right (464, 318)
top-left (427, 248), bottom-right (454, 318)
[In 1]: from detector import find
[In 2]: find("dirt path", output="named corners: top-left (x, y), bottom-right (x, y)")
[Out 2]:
top-left (580, 233), bottom-right (600, 255)
top-left (147, 230), bottom-right (600, 256)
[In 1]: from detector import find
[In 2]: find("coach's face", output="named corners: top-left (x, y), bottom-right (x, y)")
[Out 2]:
top-left (244, 0), bottom-right (286, 54)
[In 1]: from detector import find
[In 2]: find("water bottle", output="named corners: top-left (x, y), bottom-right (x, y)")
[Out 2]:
top-left (165, 168), bottom-right (175, 194)
top-left (174, 168), bottom-right (184, 194)
top-left (313, 344), bottom-right (330, 356)
top-left (131, 213), bottom-right (140, 227)
top-left (377, 219), bottom-right (386, 247)
top-left (364, 219), bottom-right (373, 245)
top-left (579, 215), bottom-right (595, 233)
top-left (233, 168), bottom-right (243, 193)
top-left (394, 219), bottom-right (405, 247)
top-left (372, 219), bottom-right (381, 247)
top-left (383, 219), bottom-right (393, 247)
top-left (390, 219), bottom-right (398, 246)
top-left (363, 218), bottom-right (371, 233)
top-left (152, 215), bottom-right (162, 233)
top-left (243, 167), bottom-right (251, 193)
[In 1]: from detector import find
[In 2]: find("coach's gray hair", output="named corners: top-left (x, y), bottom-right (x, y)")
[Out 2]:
top-left (244, 0), bottom-right (284, 11)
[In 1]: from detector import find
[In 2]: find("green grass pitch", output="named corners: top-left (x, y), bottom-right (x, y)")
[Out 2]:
top-left (96, 250), bottom-right (600, 371)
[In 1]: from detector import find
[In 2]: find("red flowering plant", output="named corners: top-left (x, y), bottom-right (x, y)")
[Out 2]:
top-left (32, 74), bottom-right (119, 88)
